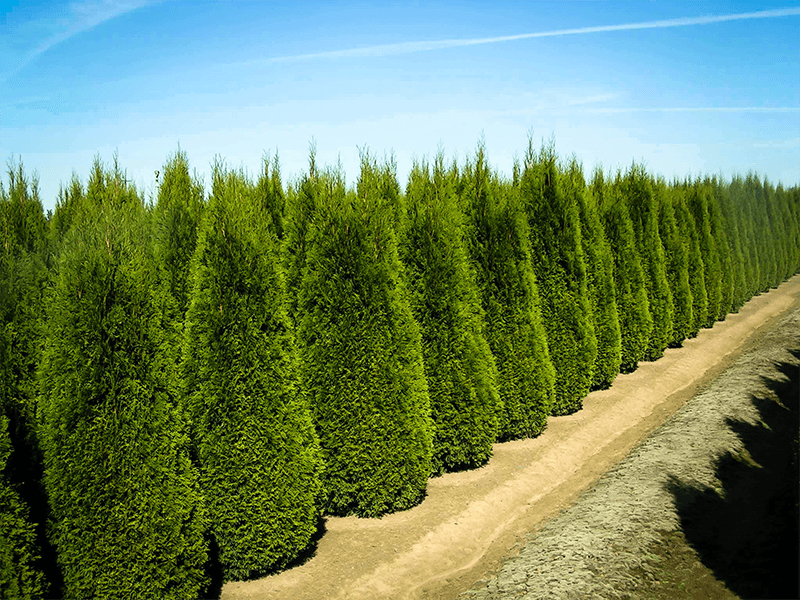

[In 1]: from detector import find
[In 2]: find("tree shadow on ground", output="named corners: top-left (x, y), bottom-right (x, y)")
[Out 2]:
top-left (667, 349), bottom-right (800, 600)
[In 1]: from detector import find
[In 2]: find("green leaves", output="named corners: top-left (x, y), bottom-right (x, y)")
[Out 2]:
top-left (519, 141), bottom-right (596, 414)
top-left (400, 154), bottom-right (500, 474)
top-left (461, 145), bottom-right (555, 440)
top-left (1, 143), bottom-right (797, 595)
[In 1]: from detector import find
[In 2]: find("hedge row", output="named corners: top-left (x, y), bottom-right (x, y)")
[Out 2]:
top-left (0, 141), bottom-right (798, 597)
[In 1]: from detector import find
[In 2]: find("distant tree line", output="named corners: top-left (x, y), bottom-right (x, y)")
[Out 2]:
top-left (1, 139), bottom-right (798, 598)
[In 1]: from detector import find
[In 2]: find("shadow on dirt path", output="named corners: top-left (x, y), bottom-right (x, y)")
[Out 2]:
top-left (668, 349), bottom-right (800, 600)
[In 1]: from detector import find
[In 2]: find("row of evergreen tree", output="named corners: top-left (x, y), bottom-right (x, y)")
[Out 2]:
top-left (1, 140), bottom-right (798, 598)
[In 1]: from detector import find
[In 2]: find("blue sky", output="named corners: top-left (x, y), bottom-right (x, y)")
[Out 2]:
top-left (1, 0), bottom-right (798, 211)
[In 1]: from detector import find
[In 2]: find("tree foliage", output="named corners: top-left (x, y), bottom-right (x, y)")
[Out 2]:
top-left (617, 165), bottom-right (674, 360)
top-left (460, 145), bottom-right (555, 439)
top-left (399, 154), bottom-right (500, 474)
top-left (566, 159), bottom-right (621, 389)
top-left (519, 142), bottom-right (596, 414)
top-left (593, 169), bottom-right (652, 373)
top-left (38, 172), bottom-right (208, 599)
top-left (656, 182), bottom-right (693, 346)
top-left (294, 157), bottom-right (433, 517)
top-left (181, 165), bottom-right (322, 579)
top-left (672, 186), bottom-right (708, 337)
top-left (687, 182), bottom-right (722, 327)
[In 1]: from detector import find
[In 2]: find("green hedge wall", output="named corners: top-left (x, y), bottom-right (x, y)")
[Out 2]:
top-left (0, 142), bottom-right (797, 595)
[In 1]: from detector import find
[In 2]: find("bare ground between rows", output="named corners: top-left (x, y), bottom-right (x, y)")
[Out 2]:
top-left (460, 298), bottom-right (800, 600)
top-left (221, 275), bottom-right (800, 600)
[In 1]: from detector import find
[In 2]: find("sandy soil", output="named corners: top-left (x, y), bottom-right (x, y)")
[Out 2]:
top-left (460, 294), bottom-right (800, 600)
top-left (221, 275), bottom-right (800, 600)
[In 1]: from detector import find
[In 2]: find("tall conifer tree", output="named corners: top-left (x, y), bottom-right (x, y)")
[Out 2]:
top-left (38, 167), bottom-right (208, 599)
top-left (715, 178), bottom-right (748, 312)
top-left (656, 182), bottom-right (693, 346)
top-left (181, 165), bottom-right (322, 578)
top-left (617, 165), bottom-right (673, 360)
top-left (688, 182), bottom-right (722, 327)
top-left (567, 159), bottom-right (621, 389)
top-left (460, 145), bottom-right (555, 439)
top-left (593, 169), bottom-right (652, 372)
top-left (399, 154), bottom-right (500, 474)
top-left (519, 141), bottom-right (596, 414)
top-left (706, 178), bottom-right (734, 319)
top-left (673, 185), bottom-right (708, 337)
top-left (0, 160), bottom-right (52, 596)
top-left (294, 158), bottom-right (433, 517)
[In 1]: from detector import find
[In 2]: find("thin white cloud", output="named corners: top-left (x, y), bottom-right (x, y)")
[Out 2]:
top-left (257, 7), bottom-right (800, 64)
top-left (1, 0), bottom-right (155, 84)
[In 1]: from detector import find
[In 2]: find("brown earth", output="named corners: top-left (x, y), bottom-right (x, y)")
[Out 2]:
top-left (222, 275), bottom-right (800, 600)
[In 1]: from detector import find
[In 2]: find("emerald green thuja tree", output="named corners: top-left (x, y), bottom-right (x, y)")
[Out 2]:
top-left (754, 178), bottom-right (779, 290)
top-left (717, 177), bottom-right (748, 312)
top-left (733, 177), bottom-right (760, 300)
top-left (566, 159), bottom-right (621, 389)
top-left (295, 160), bottom-right (432, 518)
top-left (181, 165), bottom-right (322, 579)
top-left (657, 182), bottom-right (693, 347)
top-left (151, 149), bottom-right (205, 381)
top-left (399, 154), bottom-right (500, 475)
top-left (0, 160), bottom-right (53, 597)
top-left (593, 169), bottom-right (652, 373)
top-left (460, 146), bottom-right (555, 439)
top-left (673, 185), bottom-right (708, 337)
top-left (38, 192), bottom-right (208, 599)
top-left (688, 182), bottom-right (722, 327)
top-left (519, 142), bottom-right (596, 415)
top-left (617, 166), bottom-right (674, 360)
top-left (705, 177), bottom-right (734, 319)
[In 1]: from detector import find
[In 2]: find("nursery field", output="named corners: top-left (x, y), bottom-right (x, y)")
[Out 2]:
top-left (221, 274), bottom-right (800, 600)
top-left (2, 142), bottom-right (798, 599)
top-left (460, 286), bottom-right (800, 600)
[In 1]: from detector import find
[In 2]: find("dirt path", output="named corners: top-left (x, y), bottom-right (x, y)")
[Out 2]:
top-left (222, 275), bottom-right (800, 600)
top-left (459, 291), bottom-right (800, 600)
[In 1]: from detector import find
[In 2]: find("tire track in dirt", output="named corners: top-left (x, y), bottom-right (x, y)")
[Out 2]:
top-left (222, 275), bottom-right (800, 600)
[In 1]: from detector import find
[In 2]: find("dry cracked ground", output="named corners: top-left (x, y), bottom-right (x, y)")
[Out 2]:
top-left (459, 304), bottom-right (800, 600)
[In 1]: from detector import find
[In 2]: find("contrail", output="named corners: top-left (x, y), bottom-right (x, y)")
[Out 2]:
top-left (1, 0), bottom-right (153, 84)
top-left (264, 7), bottom-right (800, 63)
